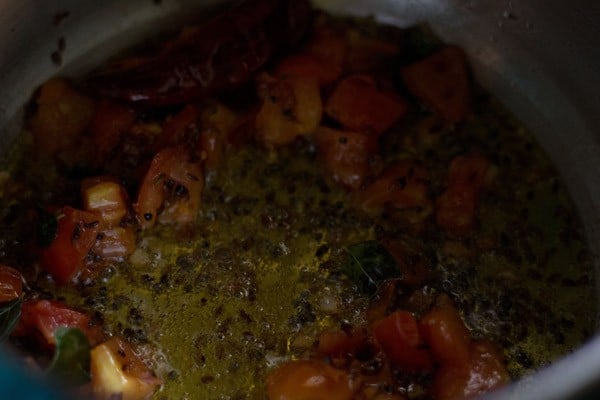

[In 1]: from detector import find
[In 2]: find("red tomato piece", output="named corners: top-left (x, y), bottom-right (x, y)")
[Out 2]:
top-left (357, 160), bottom-right (432, 214)
top-left (13, 300), bottom-right (102, 347)
top-left (325, 75), bottom-right (408, 135)
top-left (435, 152), bottom-right (496, 236)
top-left (91, 337), bottom-right (162, 400)
top-left (88, 100), bottom-right (136, 161)
top-left (92, 227), bottom-right (136, 261)
top-left (419, 297), bottom-right (471, 367)
top-left (0, 265), bottom-right (23, 303)
top-left (266, 360), bottom-right (354, 400)
top-left (433, 341), bottom-right (510, 400)
top-left (447, 152), bottom-right (494, 189)
top-left (81, 177), bottom-right (129, 227)
top-left (436, 185), bottom-right (479, 236)
top-left (199, 102), bottom-right (238, 171)
top-left (317, 329), bottom-right (367, 358)
top-left (277, 54), bottom-right (341, 86)
top-left (41, 207), bottom-right (101, 284)
top-left (401, 46), bottom-right (471, 123)
top-left (134, 146), bottom-right (204, 229)
top-left (345, 28), bottom-right (399, 73)
top-left (154, 105), bottom-right (199, 150)
top-left (373, 311), bottom-right (433, 372)
top-left (29, 78), bottom-right (95, 156)
top-left (255, 73), bottom-right (323, 147)
top-left (315, 127), bottom-right (378, 190)
top-left (305, 24), bottom-right (347, 74)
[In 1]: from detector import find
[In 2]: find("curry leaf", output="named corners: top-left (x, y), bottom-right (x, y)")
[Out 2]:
top-left (0, 297), bottom-right (22, 341)
top-left (47, 327), bottom-right (91, 386)
top-left (344, 241), bottom-right (398, 295)
top-left (37, 207), bottom-right (58, 248)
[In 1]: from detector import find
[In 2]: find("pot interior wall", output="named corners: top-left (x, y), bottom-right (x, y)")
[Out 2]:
top-left (0, 0), bottom-right (599, 399)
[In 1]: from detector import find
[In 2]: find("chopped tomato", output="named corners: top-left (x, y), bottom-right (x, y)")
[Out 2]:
top-left (199, 102), bottom-right (238, 171)
top-left (315, 127), bottom-right (378, 190)
top-left (13, 300), bottom-right (102, 347)
top-left (325, 75), bottom-right (408, 136)
top-left (433, 341), bottom-right (509, 400)
top-left (317, 329), bottom-right (367, 358)
top-left (40, 207), bottom-right (101, 284)
top-left (88, 100), bottom-right (136, 161)
top-left (419, 296), bottom-right (470, 367)
top-left (436, 152), bottom-right (495, 236)
top-left (93, 227), bottom-right (136, 261)
top-left (154, 105), bottom-right (199, 150)
top-left (0, 265), bottom-right (23, 303)
top-left (345, 28), bottom-right (399, 73)
top-left (357, 160), bottom-right (431, 215)
top-left (91, 337), bottom-right (162, 400)
top-left (277, 54), bottom-right (341, 86)
top-left (436, 185), bottom-right (479, 236)
top-left (401, 46), bottom-right (471, 123)
top-left (373, 311), bottom-right (433, 372)
top-left (267, 360), bottom-right (354, 400)
top-left (447, 152), bottom-right (494, 188)
top-left (81, 177), bottom-right (128, 226)
top-left (255, 73), bottom-right (323, 147)
top-left (305, 24), bottom-right (347, 74)
top-left (29, 78), bottom-right (95, 156)
top-left (134, 146), bottom-right (204, 229)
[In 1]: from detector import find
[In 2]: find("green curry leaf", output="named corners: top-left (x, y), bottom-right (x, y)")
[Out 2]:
top-left (0, 297), bottom-right (22, 342)
top-left (344, 241), bottom-right (398, 295)
top-left (47, 327), bottom-right (91, 386)
top-left (37, 207), bottom-right (58, 248)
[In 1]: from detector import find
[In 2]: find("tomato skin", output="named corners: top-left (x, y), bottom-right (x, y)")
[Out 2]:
top-left (267, 360), bottom-right (354, 400)
top-left (419, 297), bottom-right (470, 367)
top-left (134, 146), bottom-right (204, 229)
top-left (40, 207), bottom-right (101, 284)
top-left (13, 300), bottom-right (102, 347)
top-left (433, 341), bottom-right (509, 400)
top-left (316, 127), bottom-right (378, 190)
top-left (401, 46), bottom-right (470, 123)
top-left (325, 75), bottom-right (408, 136)
top-left (0, 265), bottom-right (23, 303)
top-left (373, 311), bottom-right (433, 372)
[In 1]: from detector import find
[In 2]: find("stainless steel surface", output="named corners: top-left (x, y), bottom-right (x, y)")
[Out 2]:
top-left (0, 0), bottom-right (599, 398)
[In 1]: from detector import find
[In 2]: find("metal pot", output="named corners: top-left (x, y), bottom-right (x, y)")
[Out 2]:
top-left (0, 0), bottom-right (598, 398)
